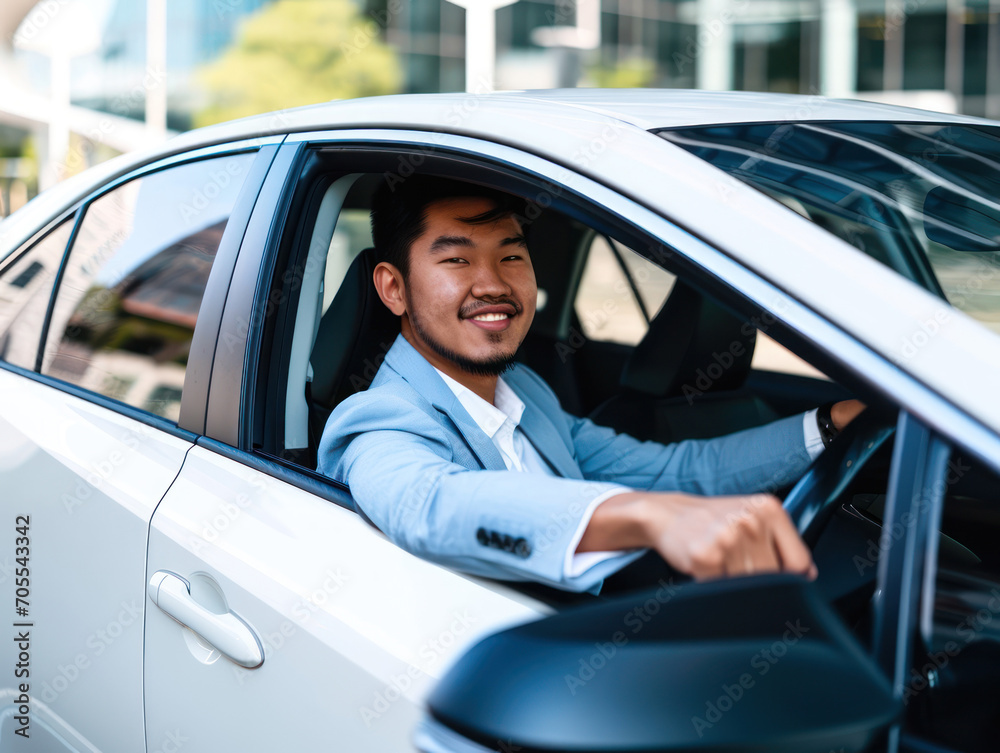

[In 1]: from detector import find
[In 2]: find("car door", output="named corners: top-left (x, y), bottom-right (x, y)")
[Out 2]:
top-left (0, 142), bottom-right (271, 752)
top-left (141, 141), bottom-right (546, 753)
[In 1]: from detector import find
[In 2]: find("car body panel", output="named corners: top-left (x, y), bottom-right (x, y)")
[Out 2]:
top-left (0, 368), bottom-right (192, 752)
top-left (143, 445), bottom-right (546, 752)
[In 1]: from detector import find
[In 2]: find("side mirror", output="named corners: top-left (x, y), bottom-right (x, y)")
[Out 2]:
top-left (418, 574), bottom-right (897, 753)
top-left (923, 186), bottom-right (1000, 253)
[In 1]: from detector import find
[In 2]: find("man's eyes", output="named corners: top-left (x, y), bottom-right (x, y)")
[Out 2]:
top-left (439, 255), bottom-right (524, 264)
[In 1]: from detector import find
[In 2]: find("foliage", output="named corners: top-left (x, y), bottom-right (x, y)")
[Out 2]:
top-left (586, 58), bottom-right (657, 89)
top-left (195, 0), bottom-right (401, 127)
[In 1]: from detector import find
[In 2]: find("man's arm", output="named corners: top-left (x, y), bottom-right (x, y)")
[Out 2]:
top-left (319, 389), bottom-right (645, 591)
top-left (578, 490), bottom-right (815, 579)
top-left (576, 400), bottom-right (865, 579)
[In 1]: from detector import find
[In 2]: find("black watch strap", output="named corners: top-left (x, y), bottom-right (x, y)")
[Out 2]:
top-left (816, 402), bottom-right (839, 448)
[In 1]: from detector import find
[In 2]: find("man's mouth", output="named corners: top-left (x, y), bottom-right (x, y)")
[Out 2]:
top-left (463, 302), bottom-right (519, 331)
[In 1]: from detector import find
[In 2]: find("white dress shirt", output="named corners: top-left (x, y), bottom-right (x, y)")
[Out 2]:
top-left (434, 368), bottom-right (824, 581)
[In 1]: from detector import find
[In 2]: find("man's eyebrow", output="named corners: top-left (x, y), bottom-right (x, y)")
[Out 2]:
top-left (501, 234), bottom-right (527, 246)
top-left (428, 235), bottom-right (475, 252)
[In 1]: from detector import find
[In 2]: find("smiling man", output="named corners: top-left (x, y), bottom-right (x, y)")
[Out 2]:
top-left (317, 176), bottom-right (862, 592)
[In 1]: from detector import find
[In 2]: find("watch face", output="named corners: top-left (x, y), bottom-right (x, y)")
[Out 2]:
top-left (817, 404), bottom-right (838, 447)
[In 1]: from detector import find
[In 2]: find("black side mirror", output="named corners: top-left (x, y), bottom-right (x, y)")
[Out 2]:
top-left (420, 574), bottom-right (897, 753)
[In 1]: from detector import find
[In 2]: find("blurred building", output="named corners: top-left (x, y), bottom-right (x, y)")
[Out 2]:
top-left (385, 0), bottom-right (998, 119)
top-left (14, 0), bottom-right (1000, 126)
top-left (69, 0), bottom-right (272, 131)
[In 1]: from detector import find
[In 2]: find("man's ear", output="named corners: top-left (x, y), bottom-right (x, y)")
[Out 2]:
top-left (373, 262), bottom-right (407, 317)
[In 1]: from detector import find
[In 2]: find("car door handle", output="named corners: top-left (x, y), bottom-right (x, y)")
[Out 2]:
top-left (147, 570), bottom-right (264, 669)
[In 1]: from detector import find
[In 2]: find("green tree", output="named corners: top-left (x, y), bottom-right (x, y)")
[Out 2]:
top-left (195, 0), bottom-right (401, 127)
top-left (586, 58), bottom-right (657, 89)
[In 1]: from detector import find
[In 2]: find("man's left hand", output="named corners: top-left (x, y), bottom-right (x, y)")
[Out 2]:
top-left (831, 399), bottom-right (865, 430)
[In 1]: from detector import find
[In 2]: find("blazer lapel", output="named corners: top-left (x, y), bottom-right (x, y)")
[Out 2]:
top-left (383, 336), bottom-right (507, 471)
top-left (515, 400), bottom-right (583, 480)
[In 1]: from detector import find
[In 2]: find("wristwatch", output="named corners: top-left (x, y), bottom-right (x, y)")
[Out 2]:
top-left (816, 402), bottom-right (839, 448)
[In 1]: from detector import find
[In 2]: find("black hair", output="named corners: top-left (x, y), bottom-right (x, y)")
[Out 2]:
top-left (370, 175), bottom-right (529, 279)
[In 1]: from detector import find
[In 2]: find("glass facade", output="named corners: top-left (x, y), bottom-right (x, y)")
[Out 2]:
top-left (377, 0), bottom-right (998, 118)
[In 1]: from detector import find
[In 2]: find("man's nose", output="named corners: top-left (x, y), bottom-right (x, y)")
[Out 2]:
top-left (470, 261), bottom-right (512, 298)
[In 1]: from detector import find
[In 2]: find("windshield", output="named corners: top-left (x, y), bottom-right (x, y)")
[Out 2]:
top-left (657, 122), bottom-right (1000, 336)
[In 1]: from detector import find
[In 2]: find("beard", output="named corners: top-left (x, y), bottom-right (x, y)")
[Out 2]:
top-left (408, 305), bottom-right (519, 377)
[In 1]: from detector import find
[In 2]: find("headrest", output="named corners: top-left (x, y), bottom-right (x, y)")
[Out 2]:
top-left (310, 247), bottom-right (400, 409)
top-left (620, 281), bottom-right (755, 398)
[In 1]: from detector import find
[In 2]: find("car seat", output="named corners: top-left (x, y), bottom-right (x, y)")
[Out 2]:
top-left (588, 281), bottom-right (779, 442)
top-left (308, 247), bottom-right (400, 448)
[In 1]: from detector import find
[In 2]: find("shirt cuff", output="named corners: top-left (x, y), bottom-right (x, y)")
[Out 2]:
top-left (564, 486), bottom-right (635, 579)
top-left (803, 409), bottom-right (824, 461)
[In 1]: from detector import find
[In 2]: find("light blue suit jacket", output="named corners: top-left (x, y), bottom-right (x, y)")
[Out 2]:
top-left (318, 335), bottom-right (812, 592)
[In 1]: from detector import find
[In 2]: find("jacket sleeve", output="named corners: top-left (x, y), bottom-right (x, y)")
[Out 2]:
top-left (317, 389), bottom-right (642, 592)
top-left (512, 365), bottom-right (813, 495)
top-left (567, 412), bottom-right (813, 495)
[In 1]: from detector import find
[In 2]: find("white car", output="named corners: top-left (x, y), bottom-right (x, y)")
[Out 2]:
top-left (1, 89), bottom-right (999, 753)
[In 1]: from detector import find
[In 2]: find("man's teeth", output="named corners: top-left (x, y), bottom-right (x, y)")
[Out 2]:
top-left (472, 312), bottom-right (509, 322)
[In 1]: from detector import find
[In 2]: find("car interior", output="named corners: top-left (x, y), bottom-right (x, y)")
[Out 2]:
top-left (249, 148), bottom-right (1000, 751)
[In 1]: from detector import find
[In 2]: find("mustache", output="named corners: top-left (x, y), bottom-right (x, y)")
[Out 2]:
top-left (459, 297), bottom-right (522, 319)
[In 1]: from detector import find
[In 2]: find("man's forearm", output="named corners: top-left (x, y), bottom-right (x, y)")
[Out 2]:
top-left (577, 490), bottom-right (816, 580)
top-left (575, 491), bottom-right (653, 552)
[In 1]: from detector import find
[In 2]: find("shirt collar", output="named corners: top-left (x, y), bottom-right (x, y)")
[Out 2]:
top-left (433, 368), bottom-right (525, 439)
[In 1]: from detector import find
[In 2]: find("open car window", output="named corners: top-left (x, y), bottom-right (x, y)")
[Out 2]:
top-left (248, 150), bottom-right (897, 597)
top-left (251, 151), bottom-right (866, 467)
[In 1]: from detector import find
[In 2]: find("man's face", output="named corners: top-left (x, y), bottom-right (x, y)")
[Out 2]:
top-left (397, 196), bottom-right (536, 378)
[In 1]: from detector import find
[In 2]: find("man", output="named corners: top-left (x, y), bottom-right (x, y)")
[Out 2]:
top-left (318, 176), bottom-right (863, 592)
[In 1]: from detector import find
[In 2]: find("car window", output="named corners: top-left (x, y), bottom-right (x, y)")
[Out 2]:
top-left (40, 153), bottom-right (256, 420)
top-left (574, 232), bottom-right (826, 378)
top-left (0, 216), bottom-right (75, 370)
top-left (320, 207), bottom-right (372, 315)
top-left (574, 234), bottom-right (675, 346)
top-left (658, 122), bottom-right (1000, 338)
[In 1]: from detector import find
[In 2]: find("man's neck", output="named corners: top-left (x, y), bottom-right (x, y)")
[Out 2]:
top-left (436, 364), bottom-right (498, 405)
top-left (400, 329), bottom-right (498, 404)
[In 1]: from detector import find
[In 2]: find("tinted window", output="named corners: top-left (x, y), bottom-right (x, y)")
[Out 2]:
top-left (572, 234), bottom-right (824, 377)
top-left (658, 122), bottom-right (1000, 337)
top-left (574, 235), bottom-right (675, 345)
top-left (0, 218), bottom-right (75, 369)
top-left (41, 153), bottom-right (255, 420)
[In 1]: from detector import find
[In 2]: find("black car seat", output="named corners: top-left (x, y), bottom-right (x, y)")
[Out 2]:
top-left (308, 247), bottom-right (399, 447)
top-left (588, 281), bottom-right (779, 442)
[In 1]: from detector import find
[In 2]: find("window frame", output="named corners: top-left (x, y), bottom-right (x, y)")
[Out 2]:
top-left (0, 214), bottom-right (78, 371)
top-left (0, 140), bottom-right (278, 439)
top-left (201, 127), bottom-right (1000, 481)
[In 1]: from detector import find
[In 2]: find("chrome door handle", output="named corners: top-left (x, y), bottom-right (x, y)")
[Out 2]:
top-left (147, 570), bottom-right (264, 669)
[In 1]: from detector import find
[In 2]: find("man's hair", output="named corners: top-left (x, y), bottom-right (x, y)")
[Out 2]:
top-left (370, 175), bottom-right (529, 279)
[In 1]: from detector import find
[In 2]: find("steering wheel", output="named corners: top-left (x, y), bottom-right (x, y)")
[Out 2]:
top-left (782, 409), bottom-right (896, 548)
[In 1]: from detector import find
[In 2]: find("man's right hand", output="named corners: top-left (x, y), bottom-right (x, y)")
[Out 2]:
top-left (577, 490), bottom-right (816, 580)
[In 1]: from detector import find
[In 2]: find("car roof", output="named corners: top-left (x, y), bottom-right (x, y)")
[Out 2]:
top-left (2, 90), bottom-right (998, 455)
top-left (478, 88), bottom-right (993, 129)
